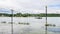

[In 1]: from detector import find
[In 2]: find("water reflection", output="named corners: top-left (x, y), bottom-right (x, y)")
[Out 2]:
top-left (0, 17), bottom-right (60, 34)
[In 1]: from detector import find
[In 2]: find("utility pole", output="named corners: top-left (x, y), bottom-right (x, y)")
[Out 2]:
top-left (11, 9), bottom-right (13, 34)
top-left (45, 6), bottom-right (47, 34)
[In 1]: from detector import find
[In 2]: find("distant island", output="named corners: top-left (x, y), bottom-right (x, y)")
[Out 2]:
top-left (0, 13), bottom-right (60, 17)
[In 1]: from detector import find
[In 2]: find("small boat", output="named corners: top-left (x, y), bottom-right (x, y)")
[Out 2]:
top-left (35, 17), bottom-right (42, 19)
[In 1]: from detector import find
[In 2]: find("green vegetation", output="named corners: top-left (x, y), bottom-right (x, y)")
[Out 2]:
top-left (18, 22), bottom-right (29, 25)
top-left (1, 21), bottom-right (6, 23)
top-left (45, 24), bottom-right (56, 27)
top-left (0, 13), bottom-right (60, 17)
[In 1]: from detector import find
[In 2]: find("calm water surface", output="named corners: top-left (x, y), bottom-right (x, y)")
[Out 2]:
top-left (0, 17), bottom-right (60, 34)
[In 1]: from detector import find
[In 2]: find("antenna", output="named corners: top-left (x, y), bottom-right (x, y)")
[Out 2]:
top-left (45, 6), bottom-right (47, 34)
top-left (11, 9), bottom-right (14, 34)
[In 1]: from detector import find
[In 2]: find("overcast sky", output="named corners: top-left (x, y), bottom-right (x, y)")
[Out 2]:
top-left (0, 0), bottom-right (60, 14)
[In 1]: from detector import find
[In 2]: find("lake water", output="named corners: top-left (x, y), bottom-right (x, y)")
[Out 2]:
top-left (0, 17), bottom-right (60, 26)
top-left (0, 17), bottom-right (60, 34)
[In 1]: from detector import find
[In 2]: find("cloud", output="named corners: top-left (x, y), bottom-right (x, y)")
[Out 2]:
top-left (0, 0), bottom-right (23, 9)
top-left (12, 0), bottom-right (45, 10)
top-left (11, 0), bottom-right (60, 10)
top-left (0, 0), bottom-right (60, 13)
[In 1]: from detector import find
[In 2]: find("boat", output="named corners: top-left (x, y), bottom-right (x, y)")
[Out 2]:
top-left (35, 17), bottom-right (42, 19)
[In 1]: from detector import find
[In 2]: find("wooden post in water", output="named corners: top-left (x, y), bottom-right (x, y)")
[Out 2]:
top-left (45, 6), bottom-right (47, 34)
top-left (11, 9), bottom-right (13, 34)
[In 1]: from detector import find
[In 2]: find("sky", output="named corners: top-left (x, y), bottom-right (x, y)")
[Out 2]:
top-left (0, 0), bottom-right (60, 14)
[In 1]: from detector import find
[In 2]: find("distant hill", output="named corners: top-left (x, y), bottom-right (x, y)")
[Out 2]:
top-left (0, 8), bottom-right (11, 14)
top-left (0, 13), bottom-right (60, 17)
top-left (0, 8), bottom-right (60, 17)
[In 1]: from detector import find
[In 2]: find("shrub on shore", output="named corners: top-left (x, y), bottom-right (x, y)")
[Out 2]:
top-left (1, 21), bottom-right (6, 23)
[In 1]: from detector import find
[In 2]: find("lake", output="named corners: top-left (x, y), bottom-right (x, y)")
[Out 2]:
top-left (0, 17), bottom-right (60, 26)
top-left (0, 17), bottom-right (60, 34)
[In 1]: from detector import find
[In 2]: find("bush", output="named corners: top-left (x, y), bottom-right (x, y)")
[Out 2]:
top-left (1, 21), bottom-right (6, 23)
top-left (45, 24), bottom-right (56, 27)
